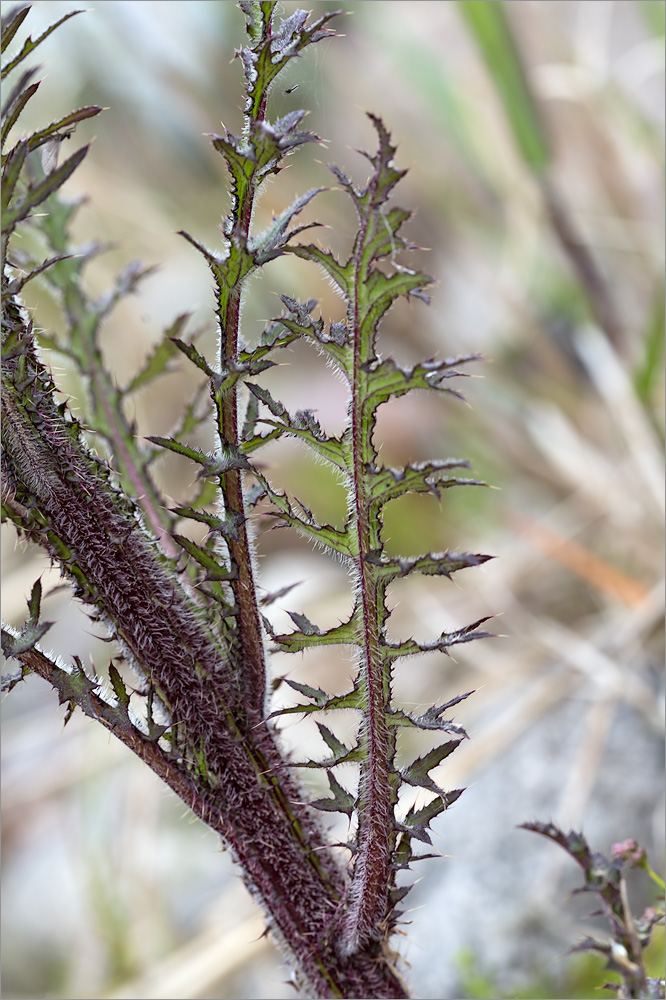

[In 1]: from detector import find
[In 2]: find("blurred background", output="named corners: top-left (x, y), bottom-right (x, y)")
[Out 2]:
top-left (2, 1), bottom-right (664, 998)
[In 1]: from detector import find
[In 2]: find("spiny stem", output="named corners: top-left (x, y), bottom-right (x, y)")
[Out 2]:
top-left (339, 163), bottom-right (394, 957)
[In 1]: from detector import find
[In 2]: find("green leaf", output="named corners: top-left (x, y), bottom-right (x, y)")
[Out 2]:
top-left (27, 576), bottom-right (42, 620)
top-left (145, 435), bottom-right (211, 467)
top-left (359, 265), bottom-right (432, 336)
top-left (4, 143), bottom-right (89, 229)
top-left (209, 130), bottom-right (253, 213)
top-left (363, 354), bottom-right (479, 411)
top-left (108, 663), bottom-right (130, 712)
top-left (1, 138), bottom-right (28, 212)
top-left (365, 458), bottom-right (479, 504)
top-left (366, 549), bottom-right (492, 583)
top-left (259, 477), bottom-right (354, 557)
top-left (310, 770), bottom-right (355, 817)
top-left (169, 334), bottom-right (217, 381)
top-left (1, 6), bottom-right (31, 57)
top-left (125, 321), bottom-right (186, 395)
top-left (272, 610), bottom-right (359, 653)
top-left (399, 788), bottom-right (465, 844)
top-left (2, 579), bottom-right (54, 656)
top-left (385, 616), bottom-right (495, 660)
top-left (639, 0), bottom-right (666, 38)
top-left (389, 690), bottom-right (474, 735)
top-left (268, 678), bottom-right (362, 718)
top-left (2, 9), bottom-right (85, 79)
top-left (26, 104), bottom-right (103, 154)
top-left (171, 534), bottom-right (237, 582)
top-left (251, 186), bottom-right (323, 263)
top-left (286, 243), bottom-right (349, 296)
top-left (401, 740), bottom-right (462, 795)
top-left (634, 279), bottom-right (665, 405)
top-left (1, 79), bottom-right (40, 150)
top-left (361, 205), bottom-right (413, 264)
top-left (292, 722), bottom-right (361, 768)
top-left (170, 505), bottom-right (243, 542)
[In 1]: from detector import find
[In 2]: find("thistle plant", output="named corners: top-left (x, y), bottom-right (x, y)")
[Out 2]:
top-left (521, 824), bottom-right (665, 1000)
top-left (1, 4), bottom-right (492, 995)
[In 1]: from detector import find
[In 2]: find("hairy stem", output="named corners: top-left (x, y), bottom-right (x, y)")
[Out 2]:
top-left (1, 303), bottom-right (407, 998)
top-left (339, 167), bottom-right (395, 957)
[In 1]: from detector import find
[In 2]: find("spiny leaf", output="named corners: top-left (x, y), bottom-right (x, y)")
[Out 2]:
top-left (292, 722), bottom-right (362, 769)
top-left (26, 104), bottom-right (103, 154)
top-left (359, 266), bottom-right (432, 336)
top-left (251, 186), bottom-right (323, 263)
top-left (362, 354), bottom-right (480, 411)
top-left (268, 678), bottom-right (362, 718)
top-left (365, 458), bottom-right (480, 504)
top-left (385, 616), bottom-right (496, 660)
top-left (170, 505), bottom-right (244, 542)
top-left (310, 769), bottom-right (355, 817)
top-left (519, 821), bottom-right (594, 870)
top-left (178, 229), bottom-right (236, 284)
top-left (2, 579), bottom-right (54, 656)
top-left (247, 382), bottom-right (349, 472)
top-left (239, 319), bottom-right (299, 365)
top-left (108, 663), bottom-right (130, 712)
top-left (1, 78), bottom-right (40, 149)
top-left (259, 476), bottom-right (354, 557)
top-left (287, 610), bottom-right (321, 635)
top-left (399, 788), bottom-right (465, 844)
top-left (366, 549), bottom-right (492, 583)
top-left (400, 740), bottom-right (462, 795)
top-left (3, 252), bottom-right (72, 296)
top-left (391, 833), bottom-right (440, 871)
top-left (272, 610), bottom-right (359, 653)
top-left (279, 677), bottom-right (331, 708)
top-left (124, 315), bottom-right (188, 394)
top-left (92, 259), bottom-right (158, 320)
top-left (3, 143), bottom-right (89, 229)
top-left (271, 8), bottom-right (309, 55)
top-left (1, 6), bottom-right (31, 57)
top-left (362, 205), bottom-right (413, 263)
top-left (286, 243), bottom-right (349, 297)
top-left (2, 8), bottom-right (84, 79)
top-left (171, 534), bottom-right (237, 582)
top-left (389, 690), bottom-right (474, 734)
top-left (360, 113), bottom-right (407, 207)
top-left (169, 334), bottom-right (218, 381)
top-left (246, 381), bottom-right (287, 418)
top-left (259, 581), bottom-right (301, 607)
top-left (209, 130), bottom-right (253, 214)
top-left (145, 435), bottom-right (211, 467)
top-left (1, 663), bottom-right (30, 693)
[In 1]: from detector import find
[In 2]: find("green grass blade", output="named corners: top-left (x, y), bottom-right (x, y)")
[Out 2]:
top-left (458, 0), bottom-right (550, 173)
